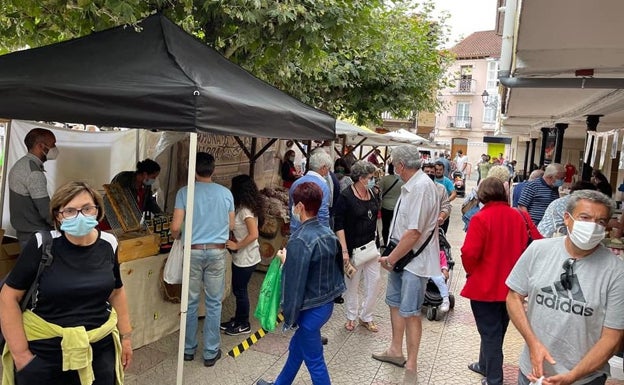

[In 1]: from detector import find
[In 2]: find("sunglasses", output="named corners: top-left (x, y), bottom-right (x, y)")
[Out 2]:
top-left (560, 258), bottom-right (575, 290)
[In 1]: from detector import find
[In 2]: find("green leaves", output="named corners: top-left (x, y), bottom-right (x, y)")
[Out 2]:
top-left (0, 0), bottom-right (451, 125)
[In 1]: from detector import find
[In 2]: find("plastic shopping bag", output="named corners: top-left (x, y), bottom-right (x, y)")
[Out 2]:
top-left (163, 239), bottom-right (183, 284)
top-left (254, 257), bottom-right (282, 332)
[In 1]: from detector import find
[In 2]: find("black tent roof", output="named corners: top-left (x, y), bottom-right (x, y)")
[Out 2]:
top-left (0, 14), bottom-right (335, 140)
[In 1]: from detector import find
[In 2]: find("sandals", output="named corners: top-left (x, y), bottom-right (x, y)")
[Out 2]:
top-left (359, 319), bottom-right (378, 332)
top-left (345, 320), bottom-right (356, 331)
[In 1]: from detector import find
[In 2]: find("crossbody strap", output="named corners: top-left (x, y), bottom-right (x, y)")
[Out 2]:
top-left (515, 208), bottom-right (533, 242)
top-left (382, 177), bottom-right (400, 199)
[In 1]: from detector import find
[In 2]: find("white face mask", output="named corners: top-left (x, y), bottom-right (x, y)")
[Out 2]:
top-left (45, 146), bottom-right (59, 161)
top-left (567, 214), bottom-right (605, 250)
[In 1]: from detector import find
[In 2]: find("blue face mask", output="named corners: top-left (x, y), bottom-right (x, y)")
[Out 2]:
top-left (60, 214), bottom-right (99, 237)
top-left (554, 179), bottom-right (564, 188)
top-left (143, 178), bottom-right (156, 186)
top-left (291, 205), bottom-right (301, 223)
top-left (367, 179), bottom-right (376, 189)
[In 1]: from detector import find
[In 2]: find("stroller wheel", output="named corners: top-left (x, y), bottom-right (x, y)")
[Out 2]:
top-left (449, 294), bottom-right (456, 309)
top-left (426, 306), bottom-right (437, 321)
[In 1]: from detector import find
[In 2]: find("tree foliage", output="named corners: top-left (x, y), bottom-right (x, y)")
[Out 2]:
top-left (0, 0), bottom-right (451, 125)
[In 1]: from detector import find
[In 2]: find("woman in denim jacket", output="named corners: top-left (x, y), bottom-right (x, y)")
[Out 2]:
top-left (257, 182), bottom-right (345, 385)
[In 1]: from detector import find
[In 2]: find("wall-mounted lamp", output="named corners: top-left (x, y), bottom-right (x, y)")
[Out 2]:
top-left (481, 90), bottom-right (498, 107)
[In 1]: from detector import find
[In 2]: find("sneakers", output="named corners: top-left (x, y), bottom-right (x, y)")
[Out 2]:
top-left (440, 296), bottom-right (450, 313)
top-left (220, 318), bottom-right (236, 331)
top-left (225, 322), bottom-right (251, 336)
top-left (256, 380), bottom-right (275, 385)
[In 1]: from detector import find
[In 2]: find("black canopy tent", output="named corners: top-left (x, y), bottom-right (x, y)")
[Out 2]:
top-left (0, 14), bottom-right (335, 385)
top-left (0, 13), bottom-right (335, 140)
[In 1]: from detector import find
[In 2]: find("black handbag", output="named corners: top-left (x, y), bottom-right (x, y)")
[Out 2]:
top-left (383, 229), bottom-right (435, 272)
top-left (0, 231), bottom-right (54, 349)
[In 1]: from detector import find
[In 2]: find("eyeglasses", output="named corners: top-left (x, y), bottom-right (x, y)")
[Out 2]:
top-left (58, 205), bottom-right (99, 219)
top-left (560, 258), bottom-right (575, 290)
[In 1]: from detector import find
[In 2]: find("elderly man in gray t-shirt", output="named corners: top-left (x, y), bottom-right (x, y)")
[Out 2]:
top-left (506, 190), bottom-right (624, 385)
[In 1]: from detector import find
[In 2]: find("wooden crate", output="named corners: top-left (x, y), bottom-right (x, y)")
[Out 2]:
top-left (117, 231), bottom-right (161, 263)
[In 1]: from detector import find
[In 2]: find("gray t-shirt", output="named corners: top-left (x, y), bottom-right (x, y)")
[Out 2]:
top-left (506, 237), bottom-right (624, 384)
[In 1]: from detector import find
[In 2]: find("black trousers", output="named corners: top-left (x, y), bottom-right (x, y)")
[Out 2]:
top-left (231, 263), bottom-right (257, 324)
top-left (381, 208), bottom-right (394, 246)
top-left (470, 300), bottom-right (510, 385)
top-left (440, 217), bottom-right (450, 234)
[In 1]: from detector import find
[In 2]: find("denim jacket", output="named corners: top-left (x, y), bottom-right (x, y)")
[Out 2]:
top-left (282, 218), bottom-right (345, 327)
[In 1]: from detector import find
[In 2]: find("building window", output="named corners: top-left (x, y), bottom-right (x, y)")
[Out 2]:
top-left (456, 102), bottom-right (471, 128)
top-left (459, 65), bottom-right (473, 92)
top-left (483, 104), bottom-right (497, 123)
top-left (486, 61), bottom-right (499, 90)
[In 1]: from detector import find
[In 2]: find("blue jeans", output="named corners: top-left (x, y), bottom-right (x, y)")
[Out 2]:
top-left (275, 302), bottom-right (334, 385)
top-left (471, 301), bottom-right (510, 385)
top-left (430, 275), bottom-right (449, 298)
top-left (231, 263), bottom-right (257, 324)
top-left (185, 249), bottom-right (226, 360)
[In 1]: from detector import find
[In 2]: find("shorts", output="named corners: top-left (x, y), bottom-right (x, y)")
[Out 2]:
top-left (385, 270), bottom-right (428, 317)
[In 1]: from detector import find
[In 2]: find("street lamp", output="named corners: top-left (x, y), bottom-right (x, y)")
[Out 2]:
top-left (481, 90), bottom-right (498, 107)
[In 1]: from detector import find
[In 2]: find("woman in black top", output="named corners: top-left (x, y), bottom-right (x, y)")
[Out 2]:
top-left (0, 181), bottom-right (132, 385)
top-left (334, 160), bottom-right (381, 332)
top-left (591, 169), bottom-right (613, 197)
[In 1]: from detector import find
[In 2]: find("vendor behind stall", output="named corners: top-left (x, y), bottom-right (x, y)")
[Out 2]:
top-left (111, 159), bottom-right (162, 215)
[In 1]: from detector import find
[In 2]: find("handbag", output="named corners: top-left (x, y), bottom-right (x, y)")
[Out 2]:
top-left (254, 257), bottom-right (282, 332)
top-left (163, 238), bottom-right (183, 284)
top-left (0, 231), bottom-right (54, 349)
top-left (352, 240), bottom-right (380, 267)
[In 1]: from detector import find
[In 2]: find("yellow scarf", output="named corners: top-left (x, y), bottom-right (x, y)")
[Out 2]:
top-left (2, 309), bottom-right (123, 385)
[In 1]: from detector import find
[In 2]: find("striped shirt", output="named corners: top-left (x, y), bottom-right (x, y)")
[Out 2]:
top-left (518, 177), bottom-right (560, 225)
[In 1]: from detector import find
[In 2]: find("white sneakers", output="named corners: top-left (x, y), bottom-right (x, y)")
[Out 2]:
top-left (440, 297), bottom-right (450, 313)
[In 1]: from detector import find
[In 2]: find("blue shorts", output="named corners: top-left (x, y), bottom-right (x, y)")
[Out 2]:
top-left (385, 270), bottom-right (428, 317)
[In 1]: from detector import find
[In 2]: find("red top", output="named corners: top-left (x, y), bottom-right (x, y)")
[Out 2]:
top-left (565, 163), bottom-right (576, 183)
top-left (460, 202), bottom-right (542, 302)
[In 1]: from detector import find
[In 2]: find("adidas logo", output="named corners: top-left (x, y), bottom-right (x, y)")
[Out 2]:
top-left (535, 275), bottom-right (594, 317)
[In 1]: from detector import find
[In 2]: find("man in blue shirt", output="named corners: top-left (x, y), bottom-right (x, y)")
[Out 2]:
top-left (518, 163), bottom-right (565, 225)
top-left (434, 161), bottom-right (457, 233)
top-left (436, 154), bottom-right (452, 178)
top-left (171, 152), bottom-right (235, 367)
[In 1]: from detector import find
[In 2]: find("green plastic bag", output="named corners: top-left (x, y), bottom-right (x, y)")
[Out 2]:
top-left (254, 257), bottom-right (282, 331)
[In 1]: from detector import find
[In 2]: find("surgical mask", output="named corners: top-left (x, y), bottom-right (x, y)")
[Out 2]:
top-left (60, 213), bottom-right (99, 237)
top-left (45, 146), bottom-right (59, 161)
top-left (143, 178), bottom-right (156, 186)
top-left (367, 179), bottom-right (375, 189)
top-left (289, 156), bottom-right (295, 162)
top-left (567, 214), bottom-right (605, 250)
top-left (291, 205), bottom-right (301, 223)
top-left (553, 179), bottom-right (564, 188)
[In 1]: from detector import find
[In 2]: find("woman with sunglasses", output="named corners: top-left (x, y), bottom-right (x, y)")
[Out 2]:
top-left (0, 181), bottom-right (132, 385)
top-left (460, 177), bottom-right (541, 385)
top-left (507, 190), bottom-right (624, 385)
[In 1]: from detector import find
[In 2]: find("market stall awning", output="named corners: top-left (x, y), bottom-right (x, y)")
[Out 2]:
top-left (383, 128), bottom-right (429, 145)
top-left (336, 120), bottom-right (406, 147)
top-left (0, 14), bottom-right (335, 140)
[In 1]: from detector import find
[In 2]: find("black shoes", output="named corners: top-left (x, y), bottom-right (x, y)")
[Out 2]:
top-left (321, 336), bottom-right (328, 345)
top-left (220, 318), bottom-right (236, 331)
top-left (183, 353), bottom-right (194, 361)
top-left (225, 322), bottom-right (251, 336)
top-left (203, 349), bottom-right (222, 367)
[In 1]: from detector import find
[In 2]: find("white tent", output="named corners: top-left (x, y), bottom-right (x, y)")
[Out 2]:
top-left (383, 128), bottom-right (429, 145)
top-left (335, 120), bottom-right (409, 147)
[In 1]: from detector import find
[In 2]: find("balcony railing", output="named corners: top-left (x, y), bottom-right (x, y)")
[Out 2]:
top-left (447, 116), bottom-right (472, 129)
top-left (450, 78), bottom-right (476, 94)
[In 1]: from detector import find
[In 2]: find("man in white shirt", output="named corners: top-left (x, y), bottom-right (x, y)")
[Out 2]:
top-left (454, 150), bottom-right (468, 176)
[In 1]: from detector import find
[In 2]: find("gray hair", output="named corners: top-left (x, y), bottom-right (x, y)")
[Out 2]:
top-left (308, 149), bottom-right (333, 172)
top-left (391, 145), bottom-right (422, 170)
top-left (529, 169), bottom-right (544, 180)
top-left (566, 190), bottom-right (615, 219)
top-left (350, 160), bottom-right (376, 182)
top-left (544, 163), bottom-right (564, 178)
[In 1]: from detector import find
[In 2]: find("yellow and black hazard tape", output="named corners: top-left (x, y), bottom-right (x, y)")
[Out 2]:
top-left (227, 313), bottom-right (285, 358)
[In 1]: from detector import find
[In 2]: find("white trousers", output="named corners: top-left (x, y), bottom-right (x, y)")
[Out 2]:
top-left (344, 258), bottom-right (381, 322)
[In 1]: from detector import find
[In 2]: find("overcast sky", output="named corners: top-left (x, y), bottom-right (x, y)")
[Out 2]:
top-left (427, 0), bottom-right (498, 47)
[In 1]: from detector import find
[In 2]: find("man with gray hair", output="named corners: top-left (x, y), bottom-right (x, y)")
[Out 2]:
top-left (507, 190), bottom-right (624, 385)
top-left (518, 163), bottom-right (565, 225)
top-left (373, 145), bottom-right (440, 380)
top-left (512, 169), bottom-right (544, 208)
top-left (289, 149), bottom-right (333, 233)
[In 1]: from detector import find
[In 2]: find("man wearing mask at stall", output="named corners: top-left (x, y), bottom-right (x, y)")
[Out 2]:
top-left (506, 190), bottom-right (624, 385)
top-left (518, 163), bottom-right (565, 226)
top-left (111, 158), bottom-right (163, 216)
top-left (8, 128), bottom-right (58, 247)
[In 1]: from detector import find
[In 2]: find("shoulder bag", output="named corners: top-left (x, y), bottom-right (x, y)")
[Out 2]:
top-left (0, 231), bottom-right (54, 349)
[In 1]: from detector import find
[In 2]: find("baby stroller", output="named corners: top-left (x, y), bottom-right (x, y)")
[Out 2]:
top-left (423, 228), bottom-right (455, 321)
top-left (452, 170), bottom-right (466, 197)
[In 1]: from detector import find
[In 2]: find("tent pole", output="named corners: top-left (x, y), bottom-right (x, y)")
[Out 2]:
top-left (249, 138), bottom-right (257, 178)
top-left (135, 130), bottom-right (140, 165)
top-left (0, 120), bottom-right (12, 222)
top-left (176, 133), bottom-right (198, 385)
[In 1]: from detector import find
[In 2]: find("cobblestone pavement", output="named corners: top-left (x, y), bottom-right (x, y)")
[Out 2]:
top-left (120, 181), bottom-right (624, 385)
